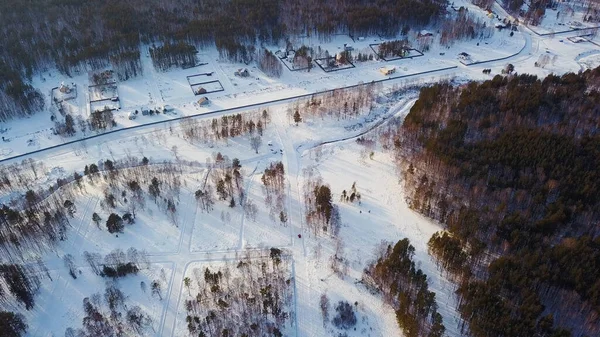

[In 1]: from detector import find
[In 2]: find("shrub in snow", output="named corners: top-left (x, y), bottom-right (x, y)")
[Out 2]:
top-left (332, 301), bottom-right (357, 330)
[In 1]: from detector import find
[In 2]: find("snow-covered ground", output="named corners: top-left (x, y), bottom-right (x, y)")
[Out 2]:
top-left (2, 3), bottom-right (600, 336)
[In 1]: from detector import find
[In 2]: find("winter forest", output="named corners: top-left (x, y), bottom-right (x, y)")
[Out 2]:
top-left (2, 0), bottom-right (600, 336)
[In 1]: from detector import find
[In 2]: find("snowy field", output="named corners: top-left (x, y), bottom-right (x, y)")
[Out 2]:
top-left (25, 263), bottom-right (173, 337)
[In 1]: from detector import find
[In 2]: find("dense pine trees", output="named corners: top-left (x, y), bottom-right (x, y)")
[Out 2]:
top-left (365, 239), bottom-right (445, 337)
top-left (0, 311), bottom-right (27, 337)
top-left (397, 68), bottom-right (600, 337)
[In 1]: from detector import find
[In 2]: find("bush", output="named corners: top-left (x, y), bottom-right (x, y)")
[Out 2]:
top-left (332, 301), bottom-right (356, 330)
top-left (102, 262), bottom-right (139, 278)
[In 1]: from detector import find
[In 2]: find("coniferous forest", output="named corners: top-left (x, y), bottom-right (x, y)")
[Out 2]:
top-left (0, 0), bottom-right (445, 122)
top-left (396, 68), bottom-right (600, 337)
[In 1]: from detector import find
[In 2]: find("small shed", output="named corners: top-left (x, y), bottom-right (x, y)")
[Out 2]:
top-left (379, 67), bottom-right (396, 75)
top-left (198, 97), bottom-right (210, 106)
top-left (458, 52), bottom-right (471, 61)
top-left (141, 108), bottom-right (150, 116)
top-left (59, 82), bottom-right (71, 94)
top-left (163, 104), bottom-right (174, 112)
top-left (195, 87), bottom-right (207, 95)
top-left (235, 68), bottom-right (250, 77)
top-left (418, 30), bottom-right (434, 38)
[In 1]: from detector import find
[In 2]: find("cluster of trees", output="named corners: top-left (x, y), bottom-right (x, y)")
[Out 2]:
top-left (149, 42), bottom-right (198, 71)
top-left (83, 248), bottom-right (149, 279)
top-left (183, 249), bottom-right (293, 337)
top-left (364, 239), bottom-right (445, 337)
top-left (0, 264), bottom-right (43, 310)
top-left (320, 296), bottom-right (359, 331)
top-left (0, 154), bottom-right (192, 260)
top-left (0, 62), bottom-right (44, 122)
top-left (0, 192), bottom-right (70, 261)
top-left (89, 159), bottom-right (183, 226)
top-left (397, 68), bottom-right (600, 336)
top-left (439, 7), bottom-right (494, 48)
top-left (303, 167), bottom-right (339, 235)
top-left (180, 110), bottom-right (269, 145)
top-left (340, 182), bottom-right (361, 204)
top-left (261, 162), bottom-right (287, 225)
top-left (209, 153), bottom-right (244, 209)
top-left (378, 39), bottom-right (411, 59)
top-left (65, 282), bottom-right (154, 337)
top-left (0, 311), bottom-right (27, 337)
top-left (54, 107), bottom-right (114, 137)
top-left (89, 108), bottom-right (116, 131)
top-left (257, 49), bottom-right (283, 78)
top-left (288, 82), bottom-right (381, 123)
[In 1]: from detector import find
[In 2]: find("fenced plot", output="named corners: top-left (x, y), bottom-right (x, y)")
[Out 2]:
top-left (51, 85), bottom-right (78, 104)
top-left (186, 72), bottom-right (216, 84)
top-left (189, 79), bottom-right (225, 96)
top-left (90, 98), bottom-right (120, 112)
top-left (176, 252), bottom-right (295, 337)
top-left (314, 57), bottom-right (356, 72)
top-left (88, 82), bottom-right (118, 101)
top-left (368, 44), bottom-right (424, 61)
top-left (275, 51), bottom-right (313, 72)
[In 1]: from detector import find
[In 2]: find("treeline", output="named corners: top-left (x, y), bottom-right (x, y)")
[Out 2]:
top-left (110, 50), bottom-right (142, 81)
top-left (397, 68), bottom-right (600, 336)
top-left (180, 109), bottom-right (270, 145)
top-left (0, 62), bottom-right (44, 122)
top-left (257, 49), bottom-right (283, 78)
top-left (150, 42), bottom-right (197, 71)
top-left (288, 82), bottom-right (381, 123)
top-left (364, 239), bottom-right (445, 337)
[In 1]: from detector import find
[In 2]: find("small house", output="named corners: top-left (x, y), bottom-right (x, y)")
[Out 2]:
top-left (458, 52), bottom-right (471, 61)
top-left (198, 97), bottom-right (210, 106)
top-left (59, 82), bottom-right (71, 94)
top-left (235, 68), bottom-right (250, 77)
top-left (418, 30), bottom-right (434, 38)
top-left (195, 87), bottom-right (207, 95)
top-left (343, 44), bottom-right (354, 51)
top-left (379, 67), bottom-right (396, 75)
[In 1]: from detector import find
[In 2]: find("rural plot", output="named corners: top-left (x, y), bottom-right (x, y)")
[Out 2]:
top-left (302, 141), bottom-right (462, 336)
top-left (189, 80), bottom-right (225, 96)
top-left (174, 251), bottom-right (295, 337)
top-left (57, 176), bottom-right (194, 256)
top-left (242, 164), bottom-right (293, 249)
top-left (189, 199), bottom-right (243, 252)
top-left (80, 188), bottom-right (192, 255)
